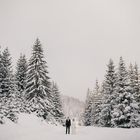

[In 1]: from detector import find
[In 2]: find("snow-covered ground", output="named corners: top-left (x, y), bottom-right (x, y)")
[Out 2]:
top-left (0, 114), bottom-right (140, 140)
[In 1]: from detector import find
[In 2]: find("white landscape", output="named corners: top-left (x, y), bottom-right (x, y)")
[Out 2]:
top-left (0, 114), bottom-right (140, 140)
top-left (1, 0), bottom-right (140, 140)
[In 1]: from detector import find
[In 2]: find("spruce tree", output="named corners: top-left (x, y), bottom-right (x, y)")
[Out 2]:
top-left (15, 54), bottom-right (28, 112)
top-left (129, 64), bottom-right (140, 127)
top-left (133, 64), bottom-right (140, 103)
top-left (91, 80), bottom-right (102, 126)
top-left (15, 54), bottom-right (28, 93)
top-left (25, 38), bottom-right (53, 120)
top-left (0, 48), bottom-right (18, 123)
top-left (1, 48), bottom-right (13, 97)
top-left (99, 59), bottom-right (117, 127)
top-left (51, 82), bottom-right (65, 124)
top-left (112, 57), bottom-right (132, 128)
top-left (84, 89), bottom-right (93, 126)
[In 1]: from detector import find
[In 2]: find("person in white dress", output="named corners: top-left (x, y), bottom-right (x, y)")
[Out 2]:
top-left (71, 118), bottom-right (77, 134)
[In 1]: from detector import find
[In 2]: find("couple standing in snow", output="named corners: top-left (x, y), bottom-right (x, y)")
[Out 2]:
top-left (65, 117), bottom-right (77, 134)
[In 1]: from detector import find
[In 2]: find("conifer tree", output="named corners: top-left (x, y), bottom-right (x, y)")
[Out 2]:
top-left (25, 38), bottom-right (53, 120)
top-left (1, 48), bottom-right (13, 97)
top-left (0, 48), bottom-right (18, 123)
top-left (129, 64), bottom-right (140, 127)
top-left (51, 82), bottom-right (65, 124)
top-left (91, 80), bottom-right (102, 126)
top-left (84, 89), bottom-right (93, 126)
top-left (99, 59), bottom-right (117, 127)
top-left (112, 57), bottom-right (132, 128)
top-left (15, 54), bottom-right (28, 112)
top-left (133, 64), bottom-right (140, 104)
top-left (15, 54), bottom-right (28, 93)
top-left (128, 64), bottom-right (135, 91)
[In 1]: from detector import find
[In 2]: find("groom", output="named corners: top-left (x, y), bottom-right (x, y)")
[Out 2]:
top-left (65, 117), bottom-right (71, 134)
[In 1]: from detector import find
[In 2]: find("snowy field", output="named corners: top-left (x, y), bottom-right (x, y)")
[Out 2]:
top-left (0, 114), bottom-right (140, 140)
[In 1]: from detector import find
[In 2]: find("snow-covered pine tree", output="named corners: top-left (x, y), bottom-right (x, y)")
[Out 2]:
top-left (1, 48), bottom-right (13, 97)
top-left (0, 48), bottom-right (18, 123)
top-left (112, 57), bottom-right (133, 128)
top-left (91, 80), bottom-right (102, 126)
top-left (15, 54), bottom-right (28, 112)
top-left (133, 64), bottom-right (140, 104)
top-left (84, 88), bottom-right (93, 126)
top-left (15, 54), bottom-right (28, 93)
top-left (25, 38), bottom-right (53, 121)
top-left (128, 63), bottom-right (135, 99)
top-left (99, 59), bottom-right (117, 127)
top-left (51, 82), bottom-right (65, 124)
top-left (129, 63), bottom-right (140, 127)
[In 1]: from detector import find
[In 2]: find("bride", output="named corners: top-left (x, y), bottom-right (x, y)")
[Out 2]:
top-left (71, 118), bottom-right (77, 134)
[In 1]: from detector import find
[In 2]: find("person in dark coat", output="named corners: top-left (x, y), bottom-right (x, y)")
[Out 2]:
top-left (65, 117), bottom-right (71, 134)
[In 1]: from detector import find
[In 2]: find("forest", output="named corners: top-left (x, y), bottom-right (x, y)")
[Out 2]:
top-left (0, 38), bottom-right (140, 129)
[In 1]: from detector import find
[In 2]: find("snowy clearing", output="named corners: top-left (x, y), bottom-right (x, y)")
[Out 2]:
top-left (0, 114), bottom-right (140, 140)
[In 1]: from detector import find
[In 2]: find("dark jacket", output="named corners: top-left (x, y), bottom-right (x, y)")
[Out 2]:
top-left (66, 119), bottom-right (71, 127)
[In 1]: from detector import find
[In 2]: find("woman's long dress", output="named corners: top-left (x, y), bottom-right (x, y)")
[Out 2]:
top-left (71, 120), bottom-right (77, 134)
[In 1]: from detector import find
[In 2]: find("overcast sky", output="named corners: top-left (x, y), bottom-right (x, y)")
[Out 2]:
top-left (0, 0), bottom-right (140, 101)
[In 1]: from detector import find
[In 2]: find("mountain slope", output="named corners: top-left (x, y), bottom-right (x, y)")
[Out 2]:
top-left (61, 95), bottom-right (85, 124)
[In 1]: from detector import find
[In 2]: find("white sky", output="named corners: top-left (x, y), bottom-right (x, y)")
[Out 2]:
top-left (0, 0), bottom-right (140, 101)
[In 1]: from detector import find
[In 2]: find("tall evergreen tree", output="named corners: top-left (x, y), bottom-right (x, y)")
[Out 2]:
top-left (112, 57), bottom-right (133, 128)
top-left (15, 54), bottom-right (28, 112)
top-left (0, 48), bottom-right (18, 123)
top-left (133, 64), bottom-right (140, 103)
top-left (1, 48), bottom-right (14, 97)
top-left (128, 64), bottom-right (135, 91)
top-left (129, 63), bottom-right (140, 127)
top-left (25, 38), bottom-right (53, 120)
top-left (99, 59), bottom-right (117, 127)
top-left (51, 82), bottom-right (65, 124)
top-left (84, 89), bottom-right (93, 126)
top-left (91, 80), bottom-right (102, 126)
top-left (15, 54), bottom-right (28, 93)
